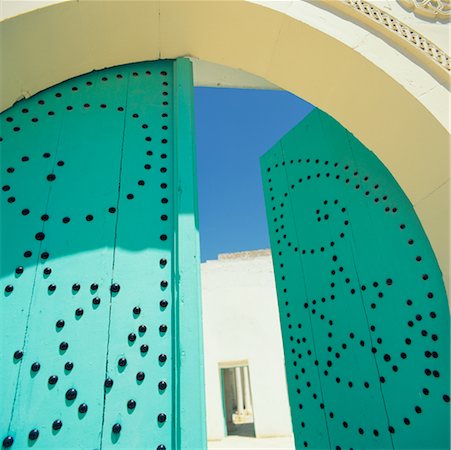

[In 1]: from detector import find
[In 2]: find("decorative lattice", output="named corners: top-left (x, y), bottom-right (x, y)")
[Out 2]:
top-left (343, 0), bottom-right (450, 71)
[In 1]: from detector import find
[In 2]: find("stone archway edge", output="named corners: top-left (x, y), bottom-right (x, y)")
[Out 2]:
top-left (0, 0), bottom-right (449, 292)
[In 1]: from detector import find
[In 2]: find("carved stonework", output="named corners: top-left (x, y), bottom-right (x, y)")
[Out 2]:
top-left (398, 0), bottom-right (451, 20)
top-left (343, 0), bottom-right (450, 72)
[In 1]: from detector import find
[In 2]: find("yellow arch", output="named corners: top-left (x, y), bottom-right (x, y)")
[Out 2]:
top-left (0, 0), bottom-right (449, 290)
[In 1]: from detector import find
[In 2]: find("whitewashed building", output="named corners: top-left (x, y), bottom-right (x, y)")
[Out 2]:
top-left (201, 250), bottom-right (293, 441)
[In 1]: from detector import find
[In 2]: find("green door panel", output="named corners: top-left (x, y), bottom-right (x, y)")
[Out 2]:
top-left (261, 108), bottom-right (450, 449)
top-left (100, 63), bottom-right (175, 450)
top-left (1, 59), bottom-right (206, 450)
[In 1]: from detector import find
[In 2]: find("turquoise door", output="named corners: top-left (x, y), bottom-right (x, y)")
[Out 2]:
top-left (261, 109), bottom-right (450, 449)
top-left (1, 59), bottom-right (206, 449)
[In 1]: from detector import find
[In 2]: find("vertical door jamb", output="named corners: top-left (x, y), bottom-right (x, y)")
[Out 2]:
top-left (172, 57), bottom-right (207, 450)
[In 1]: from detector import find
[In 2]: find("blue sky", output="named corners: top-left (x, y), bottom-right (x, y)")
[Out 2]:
top-left (194, 87), bottom-right (314, 262)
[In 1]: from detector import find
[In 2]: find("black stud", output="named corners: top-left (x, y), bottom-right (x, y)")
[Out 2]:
top-left (140, 344), bottom-right (149, 354)
top-left (48, 375), bottom-right (58, 385)
top-left (138, 325), bottom-right (147, 333)
top-left (160, 281), bottom-right (168, 288)
top-left (31, 362), bottom-right (40, 372)
top-left (49, 284), bottom-right (57, 292)
top-left (62, 217), bottom-right (70, 224)
top-left (41, 252), bottom-right (49, 260)
top-left (14, 350), bottom-right (23, 360)
top-left (157, 413), bottom-right (167, 423)
top-left (2, 436), bottom-right (14, 447)
top-left (127, 399), bottom-right (136, 410)
top-left (128, 333), bottom-right (136, 342)
top-left (65, 362), bottom-right (74, 371)
top-left (75, 308), bottom-right (84, 317)
top-left (56, 320), bottom-right (65, 329)
top-left (15, 266), bottom-right (24, 275)
top-left (112, 424), bottom-right (121, 434)
top-left (133, 306), bottom-right (141, 315)
top-left (136, 371), bottom-right (145, 381)
top-left (35, 232), bottom-right (45, 241)
top-left (47, 174), bottom-right (56, 182)
top-left (157, 445), bottom-right (166, 450)
top-left (110, 283), bottom-right (120, 293)
top-left (90, 283), bottom-right (98, 291)
top-left (78, 403), bottom-right (88, 414)
top-left (158, 381), bottom-right (167, 390)
top-left (52, 419), bottom-right (62, 430)
top-left (65, 388), bottom-right (77, 401)
top-left (159, 354), bottom-right (167, 363)
top-left (160, 258), bottom-right (167, 266)
top-left (43, 267), bottom-right (52, 275)
top-left (92, 297), bottom-right (101, 305)
top-left (159, 324), bottom-right (168, 333)
top-left (118, 358), bottom-right (127, 367)
top-left (72, 283), bottom-right (80, 292)
top-left (105, 378), bottom-right (114, 388)
top-left (160, 300), bottom-right (168, 308)
top-left (5, 285), bottom-right (13, 293)
top-left (28, 429), bottom-right (39, 441)
top-left (59, 342), bottom-right (69, 351)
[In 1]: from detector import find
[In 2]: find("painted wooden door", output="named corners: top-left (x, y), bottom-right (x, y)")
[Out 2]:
top-left (261, 109), bottom-right (450, 449)
top-left (1, 59), bottom-right (206, 450)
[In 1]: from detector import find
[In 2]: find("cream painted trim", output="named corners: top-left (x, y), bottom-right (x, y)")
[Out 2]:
top-left (0, 0), bottom-right (449, 292)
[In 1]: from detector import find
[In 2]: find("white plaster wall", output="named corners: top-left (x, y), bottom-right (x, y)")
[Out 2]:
top-left (201, 250), bottom-right (293, 440)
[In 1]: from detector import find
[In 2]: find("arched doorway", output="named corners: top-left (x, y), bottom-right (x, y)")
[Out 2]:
top-left (1, 2), bottom-right (449, 449)
top-left (1, 57), bottom-right (449, 450)
top-left (0, 1), bottom-right (448, 288)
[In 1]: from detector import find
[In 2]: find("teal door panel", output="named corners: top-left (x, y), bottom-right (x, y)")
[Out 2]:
top-left (0, 87), bottom-right (67, 434)
top-left (100, 62), bottom-right (175, 450)
top-left (1, 60), bottom-right (206, 450)
top-left (261, 108), bottom-right (450, 449)
top-left (262, 142), bottom-right (331, 449)
top-left (5, 67), bottom-right (128, 450)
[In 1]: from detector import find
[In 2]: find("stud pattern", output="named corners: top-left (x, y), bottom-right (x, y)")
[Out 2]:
top-left (261, 109), bottom-right (450, 449)
top-left (0, 61), bottom-right (184, 449)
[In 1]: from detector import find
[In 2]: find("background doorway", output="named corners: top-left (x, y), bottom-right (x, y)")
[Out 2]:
top-left (221, 364), bottom-right (255, 438)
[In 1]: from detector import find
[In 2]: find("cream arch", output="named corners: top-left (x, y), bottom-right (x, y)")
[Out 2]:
top-left (0, 0), bottom-right (449, 292)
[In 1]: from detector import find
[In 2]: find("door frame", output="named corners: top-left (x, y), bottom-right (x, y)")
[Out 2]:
top-left (172, 58), bottom-right (207, 449)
